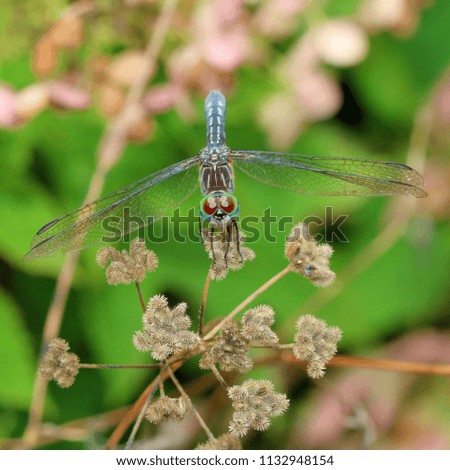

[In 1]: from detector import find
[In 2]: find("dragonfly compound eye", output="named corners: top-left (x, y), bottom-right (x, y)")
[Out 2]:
top-left (219, 195), bottom-right (237, 214)
top-left (202, 196), bottom-right (218, 216)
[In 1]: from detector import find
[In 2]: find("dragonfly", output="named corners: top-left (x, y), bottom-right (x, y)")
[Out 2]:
top-left (24, 90), bottom-right (427, 261)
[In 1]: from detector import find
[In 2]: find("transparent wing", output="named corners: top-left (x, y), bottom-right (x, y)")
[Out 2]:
top-left (24, 156), bottom-right (200, 260)
top-left (230, 150), bottom-right (427, 198)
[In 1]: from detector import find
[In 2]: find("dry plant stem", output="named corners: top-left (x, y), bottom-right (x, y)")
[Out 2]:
top-left (106, 361), bottom-right (183, 449)
top-left (166, 366), bottom-right (215, 440)
top-left (24, 0), bottom-right (180, 449)
top-left (279, 352), bottom-right (450, 376)
top-left (135, 282), bottom-right (146, 313)
top-left (98, 0), bottom-right (180, 172)
top-left (7, 408), bottom-right (128, 449)
top-left (24, 172), bottom-right (107, 448)
top-left (204, 266), bottom-right (292, 340)
top-left (125, 377), bottom-right (160, 450)
top-left (198, 269), bottom-right (212, 337)
top-left (208, 362), bottom-right (229, 388)
top-left (79, 363), bottom-right (161, 369)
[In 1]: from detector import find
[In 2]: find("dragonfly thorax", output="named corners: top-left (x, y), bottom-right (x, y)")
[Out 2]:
top-left (200, 146), bottom-right (235, 196)
top-left (200, 145), bottom-right (230, 165)
top-left (199, 191), bottom-right (240, 228)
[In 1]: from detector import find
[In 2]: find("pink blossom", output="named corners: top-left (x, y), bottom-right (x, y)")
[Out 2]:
top-left (293, 71), bottom-right (343, 120)
top-left (0, 85), bottom-right (18, 128)
top-left (142, 84), bottom-right (182, 114)
top-left (313, 20), bottom-right (369, 67)
top-left (253, 0), bottom-right (308, 39)
top-left (16, 83), bottom-right (50, 120)
top-left (49, 81), bottom-right (90, 110)
top-left (258, 92), bottom-right (306, 149)
top-left (213, 0), bottom-right (244, 27)
top-left (359, 0), bottom-right (405, 31)
top-left (201, 28), bottom-right (250, 72)
top-left (286, 33), bottom-right (321, 77)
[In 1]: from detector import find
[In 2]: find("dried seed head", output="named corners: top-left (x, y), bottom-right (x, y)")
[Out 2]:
top-left (293, 314), bottom-right (342, 379)
top-left (241, 305), bottom-right (279, 346)
top-left (228, 379), bottom-right (289, 437)
top-left (196, 433), bottom-right (242, 450)
top-left (133, 295), bottom-right (199, 361)
top-left (96, 238), bottom-right (158, 285)
top-left (39, 338), bottom-right (80, 388)
top-left (145, 395), bottom-right (192, 424)
top-left (200, 321), bottom-right (253, 373)
top-left (202, 228), bottom-right (255, 281)
top-left (285, 223), bottom-right (335, 287)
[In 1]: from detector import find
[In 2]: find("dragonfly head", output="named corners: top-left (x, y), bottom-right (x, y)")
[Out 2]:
top-left (199, 191), bottom-right (240, 227)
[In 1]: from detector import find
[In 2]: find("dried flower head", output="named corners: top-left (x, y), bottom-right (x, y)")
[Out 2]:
top-left (96, 238), bottom-right (158, 285)
top-left (285, 223), bottom-right (335, 287)
top-left (196, 433), bottom-right (242, 450)
top-left (39, 338), bottom-right (80, 388)
top-left (228, 379), bottom-right (289, 437)
top-left (133, 295), bottom-right (199, 361)
top-left (293, 314), bottom-right (342, 379)
top-left (202, 228), bottom-right (255, 281)
top-left (145, 395), bottom-right (192, 424)
top-left (241, 305), bottom-right (279, 346)
top-left (200, 321), bottom-right (253, 373)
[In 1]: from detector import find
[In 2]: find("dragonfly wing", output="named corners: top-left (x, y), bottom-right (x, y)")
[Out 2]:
top-left (25, 156), bottom-right (200, 260)
top-left (230, 150), bottom-right (427, 198)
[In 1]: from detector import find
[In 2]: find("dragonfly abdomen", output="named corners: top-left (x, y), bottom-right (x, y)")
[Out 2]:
top-left (205, 90), bottom-right (226, 147)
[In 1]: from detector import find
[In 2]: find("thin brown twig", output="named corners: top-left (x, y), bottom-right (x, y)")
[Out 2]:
top-left (15, 349), bottom-right (448, 449)
top-left (198, 269), bottom-right (212, 337)
top-left (135, 282), bottom-right (146, 313)
top-left (204, 266), bottom-right (292, 340)
top-left (125, 376), bottom-right (160, 450)
top-left (166, 367), bottom-right (215, 440)
top-left (79, 363), bottom-right (160, 369)
top-left (23, 0), bottom-right (180, 449)
top-left (105, 360), bottom-right (183, 449)
top-left (278, 351), bottom-right (450, 376)
top-left (208, 363), bottom-right (229, 388)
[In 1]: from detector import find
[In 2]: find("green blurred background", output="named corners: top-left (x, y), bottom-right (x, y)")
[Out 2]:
top-left (0, 0), bottom-right (449, 449)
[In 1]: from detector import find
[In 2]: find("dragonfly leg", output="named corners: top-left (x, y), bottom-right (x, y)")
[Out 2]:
top-left (198, 218), bottom-right (205, 246)
top-left (232, 219), bottom-right (244, 264)
top-left (224, 224), bottom-right (234, 268)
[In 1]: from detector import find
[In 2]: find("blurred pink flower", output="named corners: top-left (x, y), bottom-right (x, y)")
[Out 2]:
top-left (294, 330), bottom-right (450, 448)
top-left (197, 0), bottom-right (254, 72)
top-left (298, 375), bottom-right (371, 446)
top-left (142, 84), bottom-right (183, 114)
top-left (16, 83), bottom-right (50, 120)
top-left (432, 70), bottom-right (450, 129)
top-left (108, 51), bottom-right (152, 87)
top-left (0, 85), bottom-right (18, 128)
top-left (312, 19), bottom-right (369, 67)
top-left (258, 92), bottom-right (306, 149)
top-left (253, 0), bottom-right (308, 40)
top-left (201, 26), bottom-right (251, 72)
top-left (167, 0), bottom-right (254, 94)
top-left (293, 70), bottom-right (343, 121)
top-left (213, 0), bottom-right (244, 27)
top-left (359, 0), bottom-right (405, 31)
top-left (285, 32), bottom-right (321, 76)
top-left (49, 81), bottom-right (90, 110)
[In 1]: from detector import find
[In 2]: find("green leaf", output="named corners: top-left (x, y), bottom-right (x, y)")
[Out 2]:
top-left (351, 35), bottom-right (421, 128)
top-left (0, 288), bottom-right (36, 409)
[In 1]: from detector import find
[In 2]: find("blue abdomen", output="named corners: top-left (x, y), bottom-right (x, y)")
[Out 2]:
top-left (205, 90), bottom-right (226, 147)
